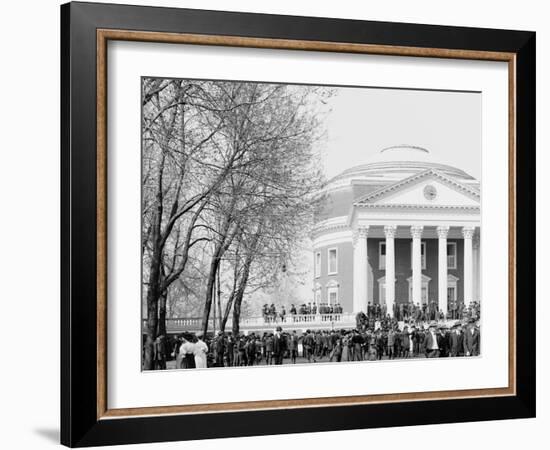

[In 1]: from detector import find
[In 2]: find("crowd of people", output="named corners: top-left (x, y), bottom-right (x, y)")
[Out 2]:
top-left (150, 331), bottom-right (209, 370)
top-left (364, 300), bottom-right (480, 322)
top-left (358, 301), bottom-right (480, 329)
top-left (261, 302), bottom-right (344, 322)
top-left (149, 314), bottom-right (480, 370)
top-left (261, 301), bottom-right (480, 324)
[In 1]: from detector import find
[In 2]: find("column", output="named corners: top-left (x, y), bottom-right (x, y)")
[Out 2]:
top-left (437, 226), bottom-right (450, 317)
top-left (384, 225), bottom-right (397, 317)
top-left (473, 234), bottom-right (480, 304)
top-left (411, 225), bottom-right (423, 305)
top-left (462, 226), bottom-right (475, 307)
top-left (353, 226), bottom-right (369, 313)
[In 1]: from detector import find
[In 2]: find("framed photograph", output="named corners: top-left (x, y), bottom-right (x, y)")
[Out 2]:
top-left (60, 1), bottom-right (536, 447)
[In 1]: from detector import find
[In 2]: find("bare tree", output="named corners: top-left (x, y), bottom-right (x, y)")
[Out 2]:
top-left (141, 78), bottom-right (331, 368)
top-left (141, 80), bottom-right (255, 369)
top-left (198, 83), bottom-right (330, 335)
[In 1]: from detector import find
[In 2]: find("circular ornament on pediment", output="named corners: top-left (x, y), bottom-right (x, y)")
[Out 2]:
top-left (423, 184), bottom-right (437, 201)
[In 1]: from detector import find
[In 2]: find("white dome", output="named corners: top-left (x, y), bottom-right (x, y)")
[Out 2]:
top-left (326, 145), bottom-right (476, 188)
top-left (371, 145), bottom-right (432, 163)
top-left (314, 145), bottom-right (479, 223)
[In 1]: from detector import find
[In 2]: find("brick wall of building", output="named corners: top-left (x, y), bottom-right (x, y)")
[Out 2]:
top-left (315, 237), bottom-right (466, 313)
top-left (313, 241), bottom-right (354, 312)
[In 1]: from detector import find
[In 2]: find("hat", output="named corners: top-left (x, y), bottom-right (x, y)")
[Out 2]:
top-left (181, 332), bottom-right (193, 341)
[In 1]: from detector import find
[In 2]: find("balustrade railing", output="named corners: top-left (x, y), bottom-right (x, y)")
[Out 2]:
top-left (142, 313), bottom-right (357, 332)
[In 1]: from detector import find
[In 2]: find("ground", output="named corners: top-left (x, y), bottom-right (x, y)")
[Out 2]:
top-left (164, 353), bottom-right (424, 369)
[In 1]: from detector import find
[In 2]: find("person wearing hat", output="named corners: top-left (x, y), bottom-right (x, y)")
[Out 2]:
top-left (352, 329), bottom-right (364, 361)
top-left (303, 330), bottom-right (314, 362)
top-left (424, 322), bottom-right (440, 358)
top-left (153, 335), bottom-right (167, 370)
top-left (214, 331), bottom-right (225, 367)
top-left (236, 334), bottom-right (247, 366)
top-left (273, 326), bottom-right (285, 365)
top-left (329, 334), bottom-right (343, 362)
top-left (313, 330), bottom-right (322, 359)
top-left (438, 325), bottom-right (450, 357)
top-left (246, 333), bottom-right (257, 366)
top-left (449, 324), bottom-right (463, 357)
top-left (289, 330), bottom-right (299, 364)
top-left (255, 334), bottom-right (264, 364)
top-left (375, 329), bottom-right (385, 360)
top-left (464, 318), bottom-right (480, 356)
top-left (226, 332), bottom-right (235, 367)
top-left (386, 327), bottom-right (396, 359)
top-left (418, 325), bottom-right (427, 356)
top-left (265, 332), bottom-right (274, 365)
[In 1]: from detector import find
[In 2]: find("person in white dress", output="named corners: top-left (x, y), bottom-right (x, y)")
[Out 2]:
top-left (178, 335), bottom-right (196, 369)
top-left (193, 332), bottom-right (209, 368)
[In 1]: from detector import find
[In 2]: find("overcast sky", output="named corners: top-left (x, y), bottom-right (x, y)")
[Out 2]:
top-left (257, 85), bottom-right (482, 307)
top-left (318, 87), bottom-right (481, 180)
top-left (275, 86), bottom-right (482, 305)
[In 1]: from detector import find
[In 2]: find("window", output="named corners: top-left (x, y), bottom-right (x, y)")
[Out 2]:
top-left (315, 289), bottom-right (321, 305)
top-left (326, 280), bottom-right (339, 305)
top-left (447, 242), bottom-right (457, 269)
top-left (328, 248), bottom-right (338, 274)
top-left (314, 252), bottom-right (321, 278)
top-left (314, 282), bottom-right (322, 305)
top-left (379, 242), bottom-right (386, 269)
top-left (447, 274), bottom-right (459, 301)
top-left (410, 241), bottom-right (427, 270)
top-left (407, 274), bottom-right (431, 304)
top-left (447, 286), bottom-right (457, 302)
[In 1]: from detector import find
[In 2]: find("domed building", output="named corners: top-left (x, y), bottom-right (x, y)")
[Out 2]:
top-left (311, 145), bottom-right (480, 316)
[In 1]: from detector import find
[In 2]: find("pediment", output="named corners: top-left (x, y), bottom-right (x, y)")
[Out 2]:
top-left (354, 169), bottom-right (479, 208)
top-left (406, 274), bottom-right (432, 283)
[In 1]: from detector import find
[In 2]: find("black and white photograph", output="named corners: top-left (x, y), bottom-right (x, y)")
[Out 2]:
top-left (141, 78), bottom-right (481, 371)
top-left (0, 0), bottom-right (542, 447)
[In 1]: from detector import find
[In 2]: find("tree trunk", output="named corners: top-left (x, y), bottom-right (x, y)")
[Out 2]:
top-left (143, 152), bottom-right (165, 370)
top-left (201, 254), bottom-right (220, 336)
top-left (201, 217), bottom-right (237, 336)
top-left (157, 290), bottom-right (167, 336)
top-left (231, 295), bottom-right (241, 336)
top-left (217, 264), bottom-right (224, 332)
top-left (220, 291), bottom-right (235, 333)
top-left (144, 281), bottom-right (160, 370)
top-left (231, 260), bottom-right (252, 336)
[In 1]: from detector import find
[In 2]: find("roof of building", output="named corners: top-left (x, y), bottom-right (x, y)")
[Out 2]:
top-left (314, 145), bottom-right (480, 223)
top-left (326, 145), bottom-right (476, 186)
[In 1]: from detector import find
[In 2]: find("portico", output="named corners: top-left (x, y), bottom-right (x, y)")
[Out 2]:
top-left (311, 147), bottom-right (481, 317)
top-left (351, 224), bottom-right (480, 316)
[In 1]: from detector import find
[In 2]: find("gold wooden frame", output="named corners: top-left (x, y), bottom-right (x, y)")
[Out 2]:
top-left (96, 29), bottom-right (516, 420)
